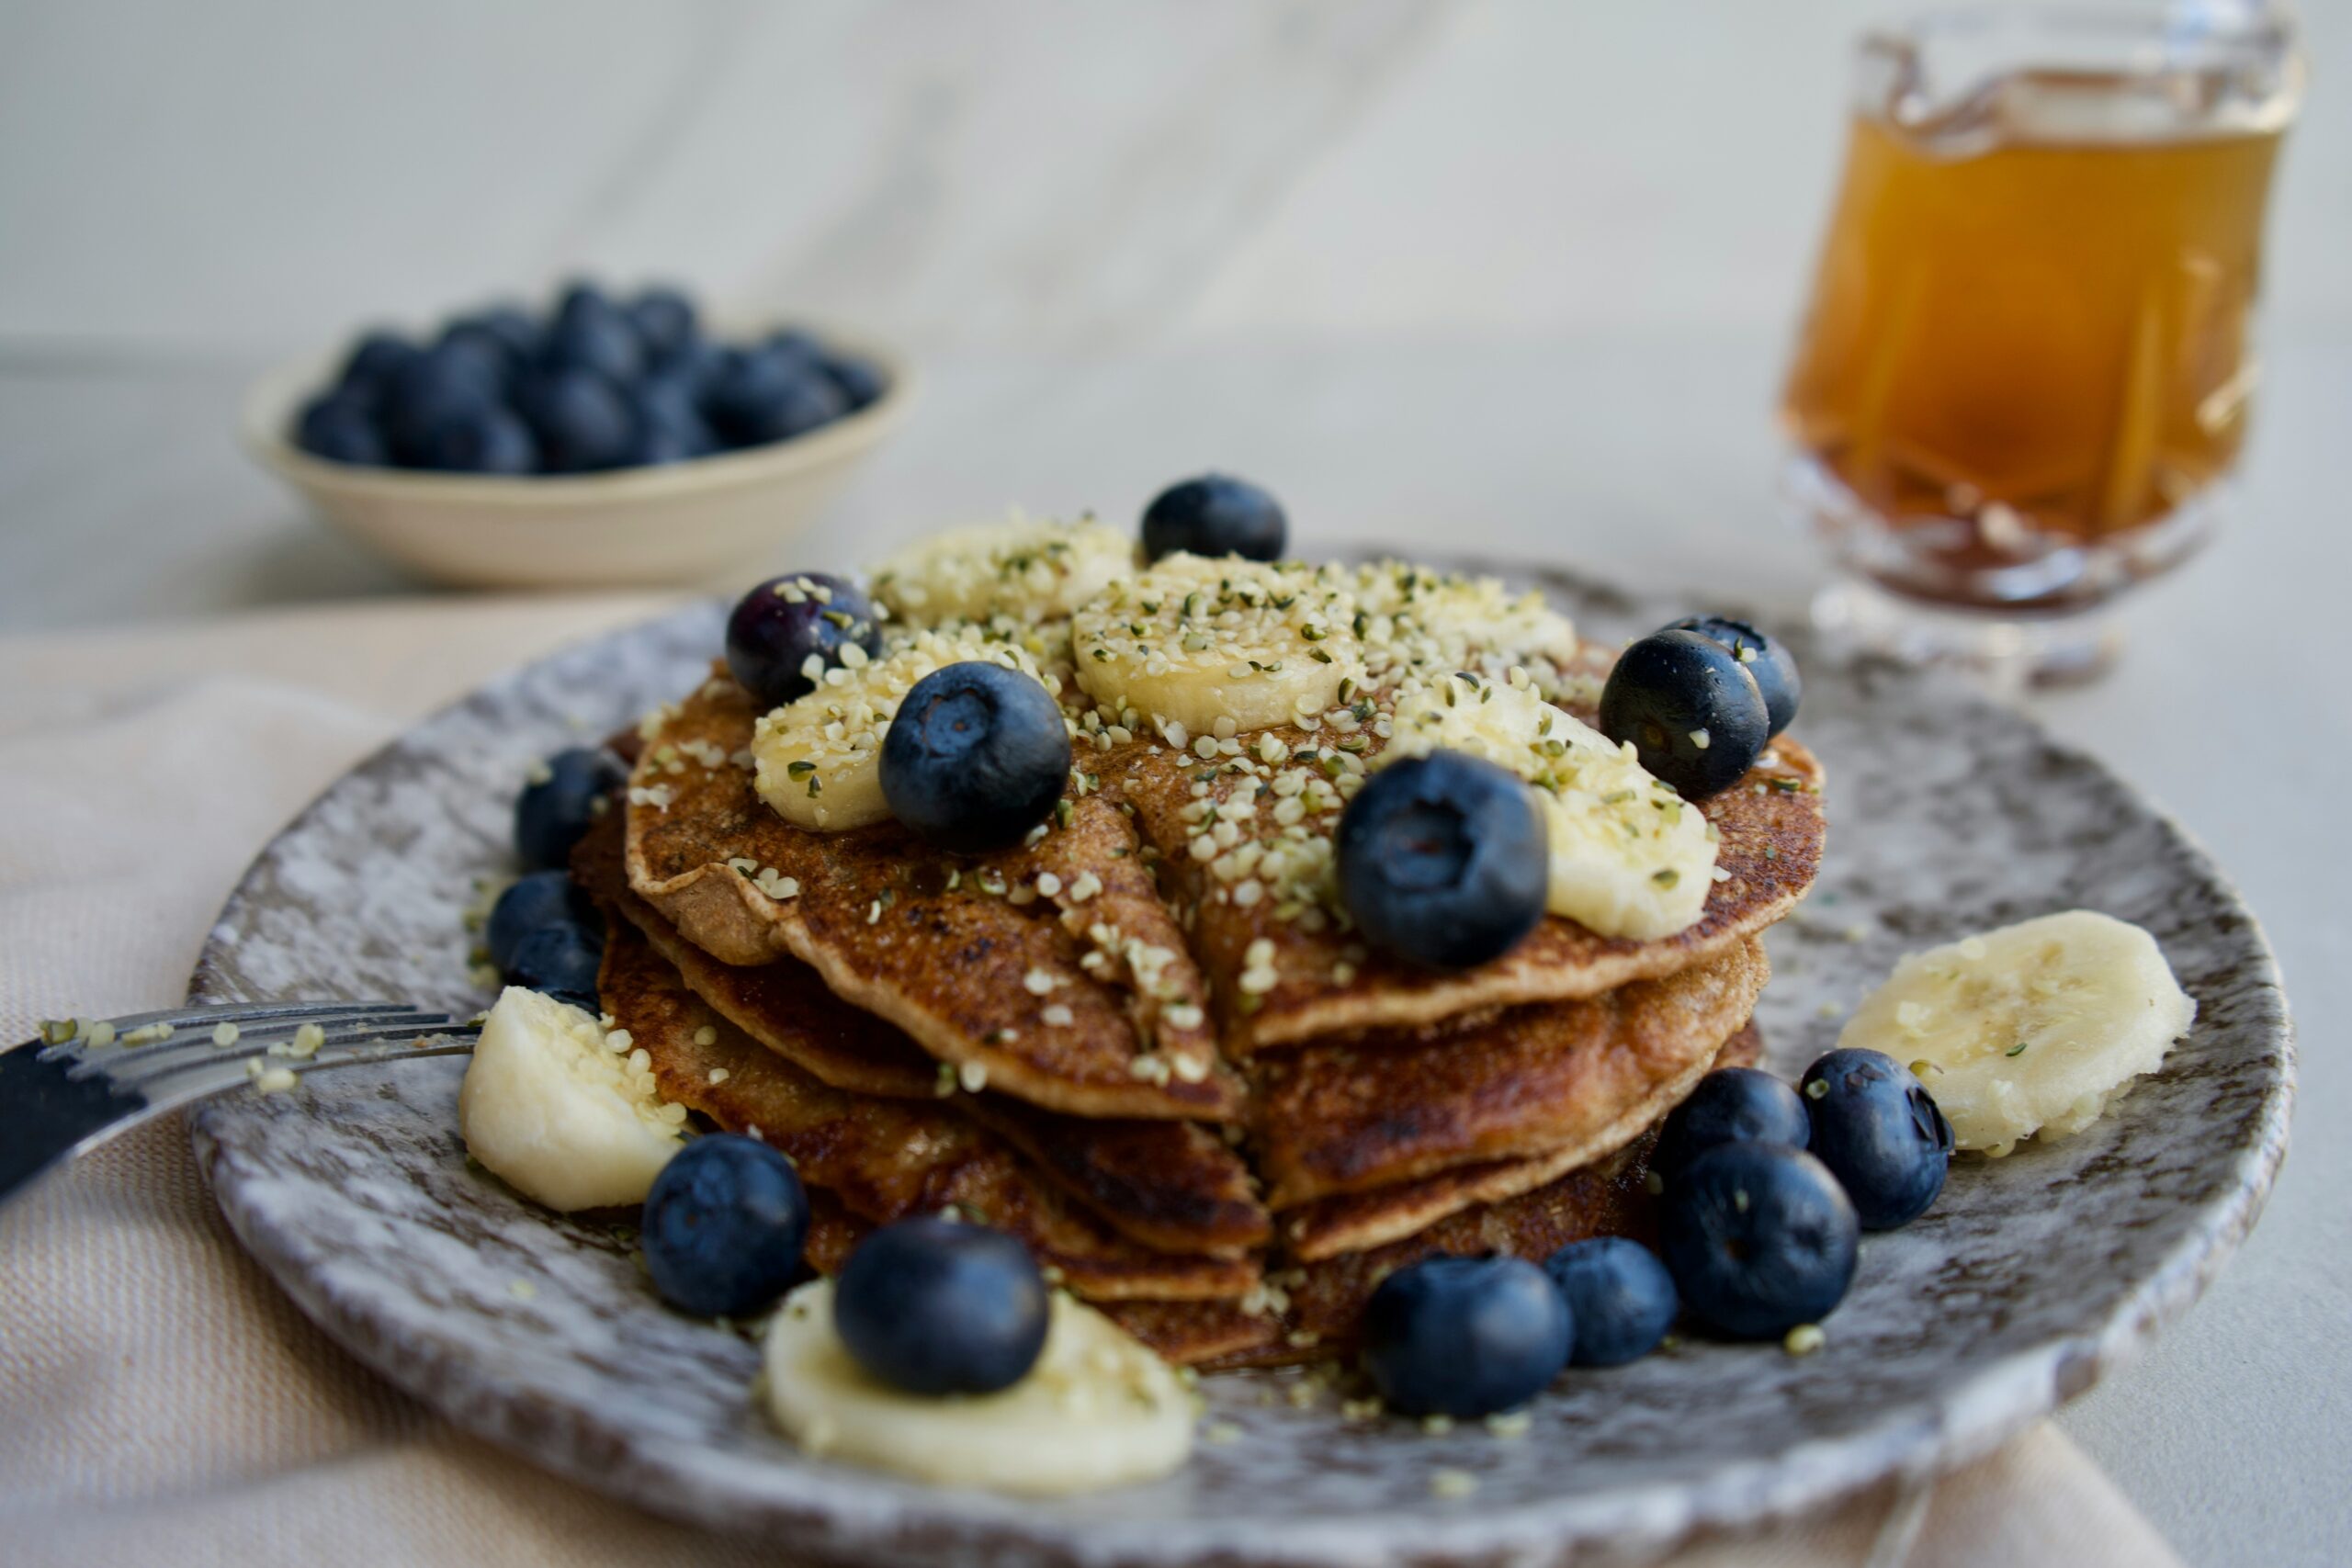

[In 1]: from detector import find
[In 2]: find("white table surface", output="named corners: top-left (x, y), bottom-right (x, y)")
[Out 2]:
top-left (2, 328), bottom-right (2345, 1565)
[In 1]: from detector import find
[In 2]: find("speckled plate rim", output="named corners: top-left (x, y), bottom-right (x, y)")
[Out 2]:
top-left (186, 572), bottom-right (2295, 1568)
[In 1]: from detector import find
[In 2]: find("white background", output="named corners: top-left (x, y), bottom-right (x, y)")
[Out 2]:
top-left (0, 4), bottom-right (2346, 1562)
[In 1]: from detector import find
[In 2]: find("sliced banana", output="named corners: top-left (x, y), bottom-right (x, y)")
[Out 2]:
top-left (762, 1280), bottom-right (1194, 1494)
top-left (871, 513), bottom-right (1138, 626)
top-left (752, 628), bottom-right (1050, 831)
top-left (458, 987), bottom-right (686, 1211)
top-left (1070, 554), bottom-right (1363, 739)
top-left (1382, 673), bottom-right (1715, 940)
top-left (1343, 560), bottom-right (1579, 686)
top-left (1838, 910), bottom-right (2196, 1154)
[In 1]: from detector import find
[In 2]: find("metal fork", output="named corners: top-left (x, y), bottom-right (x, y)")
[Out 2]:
top-left (1, 1000), bottom-right (480, 1210)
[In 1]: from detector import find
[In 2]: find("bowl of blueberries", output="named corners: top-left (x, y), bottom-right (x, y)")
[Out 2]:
top-left (243, 280), bottom-right (913, 589)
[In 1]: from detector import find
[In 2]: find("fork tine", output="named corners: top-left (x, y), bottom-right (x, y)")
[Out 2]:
top-left (52, 1004), bottom-right (442, 1073)
top-left (132, 1024), bottom-right (481, 1113)
top-left (50, 998), bottom-right (427, 1043)
top-left (90, 1013), bottom-right (462, 1088)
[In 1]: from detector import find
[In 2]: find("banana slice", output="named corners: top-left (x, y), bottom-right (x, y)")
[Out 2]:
top-left (1070, 555), bottom-right (1363, 739)
top-left (762, 1280), bottom-right (1194, 1495)
top-left (1382, 672), bottom-right (1715, 940)
top-left (1344, 560), bottom-right (1579, 684)
top-left (871, 514), bottom-right (1138, 626)
top-left (752, 628), bottom-right (1051, 831)
top-left (458, 987), bottom-right (686, 1211)
top-left (1838, 910), bottom-right (2197, 1154)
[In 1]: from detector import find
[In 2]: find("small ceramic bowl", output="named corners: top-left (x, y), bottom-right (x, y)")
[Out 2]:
top-left (241, 321), bottom-right (916, 589)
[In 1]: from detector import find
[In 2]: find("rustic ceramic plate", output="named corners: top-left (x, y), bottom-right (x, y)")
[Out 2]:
top-left (187, 568), bottom-right (2292, 1568)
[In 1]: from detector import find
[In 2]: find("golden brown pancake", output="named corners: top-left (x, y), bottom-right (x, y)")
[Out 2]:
top-left (1273, 1021), bottom-right (1764, 1260)
top-left (1113, 725), bottom-right (1824, 1051)
top-left (627, 671), bottom-right (1241, 1122)
top-left (1250, 939), bottom-right (1770, 1210)
top-left (600, 919), bottom-right (1255, 1303)
top-left (580, 815), bottom-right (1270, 1257)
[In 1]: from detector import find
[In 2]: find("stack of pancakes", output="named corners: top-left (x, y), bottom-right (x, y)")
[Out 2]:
top-left (577, 650), bottom-right (1825, 1369)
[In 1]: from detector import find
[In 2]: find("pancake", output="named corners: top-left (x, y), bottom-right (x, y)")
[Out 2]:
top-left (600, 918), bottom-right (1255, 1303)
top-left (1273, 1021), bottom-right (1765, 1260)
top-left (627, 671), bottom-right (1241, 1123)
top-left (797, 1189), bottom-right (1285, 1368)
top-left (580, 815), bottom-right (1269, 1257)
top-left (1250, 939), bottom-right (1769, 1210)
top-left (1112, 725), bottom-right (1824, 1052)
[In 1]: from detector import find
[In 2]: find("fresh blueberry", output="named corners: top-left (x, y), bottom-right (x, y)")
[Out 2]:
top-left (502, 921), bottom-right (603, 998)
top-left (436, 320), bottom-right (526, 389)
top-left (625, 377), bottom-right (717, 466)
top-left (1597, 629), bottom-right (1770, 799)
top-left (880, 662), bottom-right (1072, 854)
top-left (293, 392), bottom-right (387, 465)
top-left (1667, 616), bottom-right (1801, 739)
top-left (703, 344), bottom-right (846, 446)
top-left (1544, 1237), bottom-right (1679, 1367)
top-left (1651, 1066), bottom-right (1812, 1181)
top-left (1659, 1143), bottom-right (1859, 1339)
top-left (642, 1134), bottom-right (811, 1317)
top-left (485, 870), bottom-right (602, 973)
top-left (652, 334), bottom-right (730, 394)
top-left (822, 352), bottom-right (887, 411)
top-left (516, 367), bottom-right (636, 472)
top-left (335, 332), bottom-right (420, 400)
top-left (514, 747), bottom-right (628, 870)
top-left (724, 573), bottom-right (884, 708)
top-left (458, 303), bottom-right (542, 367)
top-left (539, 299), bottom-right (644, 387)
top-left (1360, 1256), bottom-right (1571, 1417)
top-left (1799, 1048), bottom-right (1954, 1231)
top-left (382, 345), bottom-right (503, 464)
top-left (627, 286), bottom-right (698, 360)
top-left (414, 402), bottom-right (539, 474)
top-left (832, 1216), bottom-right (1049, 1395)
top-left (1139, 474), bottom-right (1287, 562)
top-left (1335, 751), bottom-right (1548, 971)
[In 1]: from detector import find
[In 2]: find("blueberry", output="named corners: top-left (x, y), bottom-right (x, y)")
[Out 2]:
top-left (821, 352), bottom-right (887, 411)
top-left (1799, 1048), bottom-right (1954, 1230)
top-left (642, 1134), bottom-right (811, 1317)
top-left (293, 392), bottom-right (386, 465)
top-left (625, 377), bottom-right (716, 466)
top-left (1659, 1143), bottom-right (1859, 1339)
top-left (485, 869), bottom-right (601, 973)
top-left (1597, 630), bottom-right (1770, 800)
top-left (724, 573), bottom-right (884, 708)
top-left (539, 300), bottom-right (644, 387)
top-left (514, 747), bottom-right (628, 870)
top-left (1140, 474), bottom-right (1287, 563)
top-left (503, 921), bottom-right (603, 998)
top-left (1335, 751), bottom-right (1548, 971)
top-left (1651, 1066), bottom-right (1812, 1181)
top-left (1543, 1237), bottom-right (1679, 1367)
top-left (652, 335), bottom-right (729, 394)
top-left (335, 332), bottom-right (420, 400)
top-left (1360, 1256), bottom-right (1571, 1417)
top-left (382, 345), bottom-right (503, 465)
top-left (516, 368), bottom-right (635, 472)
top-left (880, 662), bottom-right (1072, 854)
top-left (627, 286), bottom-right (699, 360)
top-left (703, 344), bottom-right (846, 446)
top-left (832, 1217), bottom-right (1049, 1395)
top-left (457, 303), bottom-right (542, 366)
top-left (414, 402), bottom-right (539, 474)
top-left (1667, 616), bottom-right (1801, 739)
top-left (436, 321), bottom-right (526, 389)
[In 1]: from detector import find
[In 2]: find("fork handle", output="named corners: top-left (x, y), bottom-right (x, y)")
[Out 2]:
top-left (0, 1039), bottom-right (144, 1202)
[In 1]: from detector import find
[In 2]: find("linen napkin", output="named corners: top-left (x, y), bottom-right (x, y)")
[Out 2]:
top-left (0, 596), bottom-right (2183, 1568)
